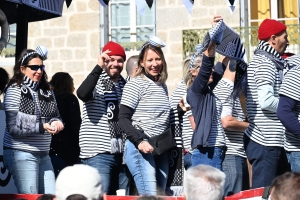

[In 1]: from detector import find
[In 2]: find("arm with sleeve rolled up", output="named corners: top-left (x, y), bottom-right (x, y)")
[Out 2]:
top-left (255, 63), bottom-right (278, 112)
top-left (257, 84), bottom-right (279, 112)
top-left (277, 95), bottom-right (300, 138)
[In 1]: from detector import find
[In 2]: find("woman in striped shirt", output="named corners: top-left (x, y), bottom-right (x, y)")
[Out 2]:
top-left (119, 36), bottom-right (170, 196)
top-left (3, 47), bottom-right (64, 194)
top-left (169, 54), bottom-right (202, 170)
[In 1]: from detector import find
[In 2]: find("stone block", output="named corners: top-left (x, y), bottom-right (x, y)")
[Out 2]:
top-left (192, 7), bottom-right (209, 18)
top-left (191, 17), bottom-right (212, 28)
top-left (170, 43), bottom-right (183, 55)
top-left (165, 55), bottom-right (183, 69)
top-left (28, 23), bottom-right (42, 37)
top-left (157, 7), bottom-right (190, 30)
top-left (73, 74), bottom-right (87, 87)
top-left (77, 1), bottom-right (87, 12)
top-left (69, 13), bottom-right (99, 32)
top-left (49, 16), bottom-right (67, 27)
top-left (64, 61), bottom-right (85, 73)
top-left (50, 62), bottom-right (64, 74)
top-left (60, 49), bottom-right (73, 60)
top-left (170, 30), bottom-right (182, 41)
top-left (47, 49), bottom-right (59, 61)
top-left (157, 31), bottom-right (168, 43)
top-left (44, 28), bottom-right (68, 37)
top-left (88, 0), bottom-right (100, 11)
top-left (75, 49), bottom-right (87, 59)
top-left (33, 38), bottom-right (53, 49)
top-left (67, 34), bottom-right (87, 47)
top-left (89, 32), bottom-right (100, 59)
top-left (54, 37), bottom-right (66, 48)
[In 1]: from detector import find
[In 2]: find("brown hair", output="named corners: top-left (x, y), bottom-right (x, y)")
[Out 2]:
top-left (6, 49), bottom-right (49, 92)
top-left (270, 172), bottom-right (300, 200)
top-left (136, 43), bottom-right (168, 83)
top-left (183, 53), bottom-right (203, 89)
top-left (50, 72), bottom-right (74, 95)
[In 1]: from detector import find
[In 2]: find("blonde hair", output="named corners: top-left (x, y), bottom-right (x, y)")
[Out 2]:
top-left (136, 43), bottom-right (168, 83)
top-left (183, 53), bottom-right (203, 88)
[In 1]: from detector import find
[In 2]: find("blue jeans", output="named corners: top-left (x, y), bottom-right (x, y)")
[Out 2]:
top-left (244, 135), bottom-right (282, 188)
top-left (3, 148), bottom-right (55, 194)
top-left (184, 152), bottom-right (192, 170)
top-left (81, 153), bottom-right (130, 195)
top-left (222, 155), bottom-right (249, 196)
top-left (124, 140), bottom-right (169, 196)
top-left (191, 146), bottom-right (226, 170)
top-left (286, 151), bottom-right (300, 172)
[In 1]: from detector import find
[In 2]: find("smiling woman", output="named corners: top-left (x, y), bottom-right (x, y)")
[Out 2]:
top-left (2, 46), bottom-right (64, 194)
top-left (118, 36), bottom-right (171, 196)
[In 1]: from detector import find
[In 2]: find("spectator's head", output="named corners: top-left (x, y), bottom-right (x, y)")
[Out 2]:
top-left (50, 72), bottom-right (74, 94)
top-left (36, 194), bottom-right (55, 200)
top-left (126, 55), bottom-right (139, 78)
top-left (270, 172), bottom-right (300, 200)
top-left (55, 164), bottom-right (104, 200)
top-left (102, 41), bottom-right (126, 81)
top-left (8, 47), bottom-right (49, 91)
top-left (0, 67), bottom-right (9, 94)
top-left (137, 36), bottom-right (168, 83)
top-left (258, 19), bottom-right (289, 55)
top-left (183, 53), bottom-right (203, 88)
top-left (184, 164), bottom-right (226, 200)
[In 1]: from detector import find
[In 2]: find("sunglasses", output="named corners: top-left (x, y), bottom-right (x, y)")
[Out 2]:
top-left (26, 65), bottom-right (45, 71)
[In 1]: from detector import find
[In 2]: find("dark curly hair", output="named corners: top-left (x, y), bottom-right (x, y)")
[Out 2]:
top-left (5, 48), bottom-right (49, 92)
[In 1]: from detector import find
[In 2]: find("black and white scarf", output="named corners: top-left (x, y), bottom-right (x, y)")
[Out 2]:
top-left (98, 70), bottom-right (126, 154)
top-left (166, 96), bottom-right (185, 196)
top-left (254, 40), bottom-right (288, 82)
top-left (16, 76), bottom-right (60, 135)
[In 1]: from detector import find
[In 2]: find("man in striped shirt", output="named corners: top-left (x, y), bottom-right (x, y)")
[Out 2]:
top-left (244, 19), bottom-right (289, 188)
top-left (76, 41), bottom-right (130, 195)
top-left (277, 55), bottom-right (300, 172)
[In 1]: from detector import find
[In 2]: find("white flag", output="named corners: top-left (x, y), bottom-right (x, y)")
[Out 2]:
top-left (182, 0), bottom-right (194, 15)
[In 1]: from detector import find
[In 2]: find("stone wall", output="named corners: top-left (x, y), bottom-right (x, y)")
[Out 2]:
top-left (27, 0), bottom-right (100, 89)
top-left (157, 0), bottom-right (240, 93)
top-left (1, 0), bottom-right (240, 102)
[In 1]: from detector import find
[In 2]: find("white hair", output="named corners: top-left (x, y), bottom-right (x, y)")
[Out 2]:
top-left (184, 164), bottom-right (226, 200)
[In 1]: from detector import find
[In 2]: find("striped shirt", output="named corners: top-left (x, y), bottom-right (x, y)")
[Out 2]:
top-left (245, 42), bottom-right (285, 146)
top-left (3, 86), bottom-right (51, 151)
top-left (215, 79), bottom-right (246, 157)
top-left (279, 66), bottom-right (300, 151)
top-left (170, 80), bottom-right (193, 150)
top-left (209, 79), bottom-right (232, 148)
top-left (79, 76), bottom-right (124, 158)
top-left (121, 76), bottom-right (170, 137)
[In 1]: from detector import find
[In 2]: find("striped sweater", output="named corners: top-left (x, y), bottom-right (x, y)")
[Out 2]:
top-left (245, 41), bottom-right (285, 146)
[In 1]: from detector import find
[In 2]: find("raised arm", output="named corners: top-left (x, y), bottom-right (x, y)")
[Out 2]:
top-left (77, 50), bottom-right (111, 102)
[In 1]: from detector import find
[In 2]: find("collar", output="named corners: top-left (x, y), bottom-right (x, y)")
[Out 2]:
top-left (143, 71), bottom-right (160, 82)
top-left (23, 76), bottom-right (39, 91)
top-left (256, 40), bottom-right (284, 61)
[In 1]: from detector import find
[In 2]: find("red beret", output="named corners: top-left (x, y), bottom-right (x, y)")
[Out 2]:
top-left (258, 19), bottom-right (287, 40)
top-left (102, 41), bottom-right (126, 61)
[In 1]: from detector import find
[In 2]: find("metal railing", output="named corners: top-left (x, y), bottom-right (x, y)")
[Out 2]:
top-left (182, 24), bottom-right (300, 62)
